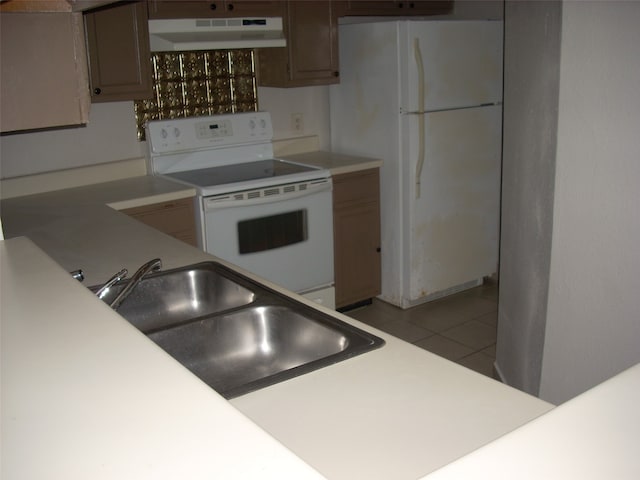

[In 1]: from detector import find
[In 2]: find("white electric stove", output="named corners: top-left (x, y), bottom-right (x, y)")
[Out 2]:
top-left (146, 112), bottom-right (335, 308)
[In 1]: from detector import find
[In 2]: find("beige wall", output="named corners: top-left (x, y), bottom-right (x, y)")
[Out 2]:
top-left (0, 87), bottom-right (330, 180)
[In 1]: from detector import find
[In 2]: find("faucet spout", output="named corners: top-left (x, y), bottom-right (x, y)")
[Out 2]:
top-left (95, 268), bottom-right (128, 299)
top-left (109, 258), bottom-right (162, 311)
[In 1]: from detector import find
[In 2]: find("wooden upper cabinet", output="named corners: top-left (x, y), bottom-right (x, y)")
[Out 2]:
top-left (147, 0), bottom-right (282, 18)
top-left (258, 1), bottom-right (339, 87)
top-left (336, 0), bottom-right (453, 16)
top-left (0, 1), bottom-right (118, 12)
top-left (0, 12), bottom-right (91, 133)
top-left (84, 1), bottom-right (153, 102)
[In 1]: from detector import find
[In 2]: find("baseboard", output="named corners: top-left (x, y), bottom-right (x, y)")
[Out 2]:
top-left (337, 298), bottom-right (373, 313)
top-left (396, 278), bottom-right (484, 309)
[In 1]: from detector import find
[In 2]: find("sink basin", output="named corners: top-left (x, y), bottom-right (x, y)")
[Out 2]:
top-left (148, 304), bottom-right (379, 398)
top-left (93, 263), bottom-right (256, 332)
top-left (93, 261), bottom-right (384, 398)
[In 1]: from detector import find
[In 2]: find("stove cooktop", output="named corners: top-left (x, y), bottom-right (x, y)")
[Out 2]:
top-left (162, 158), bottom-right (329, 196)
top-left (165, 159), bottom-right (317, 187)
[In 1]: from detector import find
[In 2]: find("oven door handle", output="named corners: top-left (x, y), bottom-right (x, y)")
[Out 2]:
top-left (204, 180), bottom-right (332, 211)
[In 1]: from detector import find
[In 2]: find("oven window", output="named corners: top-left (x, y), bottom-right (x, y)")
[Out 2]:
top-left (238, 210), bottom-right (308, 254)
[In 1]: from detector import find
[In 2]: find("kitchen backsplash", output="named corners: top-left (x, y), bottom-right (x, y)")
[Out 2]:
top-left (134, 49), bottom-right (258, 141)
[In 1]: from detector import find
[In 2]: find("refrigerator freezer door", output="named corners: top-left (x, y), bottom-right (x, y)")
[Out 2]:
top-left (401, 20), bottom-right (503, 112)
top-left (402, 105), bottom-right (502, 305)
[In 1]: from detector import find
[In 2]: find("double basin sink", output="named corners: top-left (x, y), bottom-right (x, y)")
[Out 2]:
top-left (94, 262), bottom-right (384, 398)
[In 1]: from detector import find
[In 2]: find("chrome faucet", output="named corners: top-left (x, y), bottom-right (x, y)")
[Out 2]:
top-left (95, 268), bottom-right (128, 300)
top-left (109, 258), bottom-right (162, 311)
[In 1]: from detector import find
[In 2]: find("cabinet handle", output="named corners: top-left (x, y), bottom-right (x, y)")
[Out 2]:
top-left (333, 71), bottom-right (340, 77)
top-left (227, 3), bottom-right (234, 11)
top-left (210, 3), bottom-right (217, 10)
top-left (376, 247), bottom-right (381, 253)
top-left (94, 87), bottom-right (102, 95)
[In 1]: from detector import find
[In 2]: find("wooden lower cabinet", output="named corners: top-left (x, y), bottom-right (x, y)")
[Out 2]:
top-left (333, 168), bottom-right (381, 309)
top-left (121, 197), bottom-right (198, 247)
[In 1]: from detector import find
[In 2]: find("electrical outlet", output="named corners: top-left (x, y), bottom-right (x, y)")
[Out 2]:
top-left (291, 113), bottom-right (304, 134)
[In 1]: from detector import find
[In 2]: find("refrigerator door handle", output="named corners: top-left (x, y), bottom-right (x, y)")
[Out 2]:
top-left (414, 38), bottom-right (426, 199)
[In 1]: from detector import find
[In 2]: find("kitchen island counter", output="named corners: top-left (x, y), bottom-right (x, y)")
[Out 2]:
top-left (1, 178), bottom-right (553, 479)
top-left (0, 237), bottom-right (324, 480)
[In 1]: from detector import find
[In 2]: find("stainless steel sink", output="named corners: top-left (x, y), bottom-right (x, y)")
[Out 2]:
top-left (92, 263), bottom-right (256, 333)
top-left (148, 304), bottom-right (377, 398)
top-left (92, 261), bottom-right (384, 398)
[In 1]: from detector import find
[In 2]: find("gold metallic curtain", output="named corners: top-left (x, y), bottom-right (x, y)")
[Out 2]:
top-left (134, 50), bottom-right (258, 140)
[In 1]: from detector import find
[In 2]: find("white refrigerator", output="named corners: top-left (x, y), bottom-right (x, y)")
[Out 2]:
top-left (330, 20), bottom-right (503, 308)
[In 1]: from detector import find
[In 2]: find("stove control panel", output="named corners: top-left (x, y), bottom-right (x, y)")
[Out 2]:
top-left (146, 112), bottom-right (273, 154)
top-left (195, 119), bottom-right (233, 140)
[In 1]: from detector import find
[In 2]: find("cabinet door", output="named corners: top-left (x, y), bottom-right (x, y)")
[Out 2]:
top-left (0, 12), bottom-right (90, 133)
top-left (338, 0), bottom-right (452, 16)
top-left (148, 0), bottom-right (282, 19)
top-left (333, 169), bottom-right (381, 309)
top-left (258, 1), bottom-right (338, 87)
top-left (85, 1), bottom-right (153, 102)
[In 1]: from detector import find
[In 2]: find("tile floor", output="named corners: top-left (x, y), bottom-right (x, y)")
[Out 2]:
top-left (345, 280), bottom-right (499, 378)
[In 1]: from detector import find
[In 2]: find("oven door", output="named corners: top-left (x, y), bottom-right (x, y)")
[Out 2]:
top-left (201, 179), bottom-right (334, 294)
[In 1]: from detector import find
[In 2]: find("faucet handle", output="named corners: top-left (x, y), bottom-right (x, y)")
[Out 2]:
top-left (70, 269), bottom-right (85, 282)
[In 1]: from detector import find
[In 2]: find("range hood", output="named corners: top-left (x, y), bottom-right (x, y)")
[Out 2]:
top-left (148, 17), bottom-right (286, 51)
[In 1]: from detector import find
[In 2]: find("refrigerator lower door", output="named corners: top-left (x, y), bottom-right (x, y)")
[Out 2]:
top-left (402, 104), bottom-right (502, 306)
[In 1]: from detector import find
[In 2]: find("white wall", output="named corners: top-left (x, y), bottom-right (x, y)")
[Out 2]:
top-left (0, 86), bottom-right (330, 180)
top-left (0, 102), bottom-right (144, 179)
top-left (498, 0), bottom-right (640, 405)
top-left (258, 86), bottom-right (331, 151)
top-left (539, 1), bottom-right (640, 404)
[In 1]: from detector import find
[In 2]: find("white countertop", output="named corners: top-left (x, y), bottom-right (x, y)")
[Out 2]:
top-left (0, 175), bottom-right (198, 285)
top-left (284, 150), bottom-right (383, 176)
top-left (425, 362), bottom-right (640, 479)
top-left (1, 172), bottom-right (555, 479)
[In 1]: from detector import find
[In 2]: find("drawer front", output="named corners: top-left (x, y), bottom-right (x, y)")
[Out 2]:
top-left (333, 168), bottom-right (380, 206)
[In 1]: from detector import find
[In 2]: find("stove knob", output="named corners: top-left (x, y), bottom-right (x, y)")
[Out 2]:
top-left (161, 128), bottom-right (168, 139)
top-left (249, 119), bottom-right (256, 130)
top-left (260, 118), bottom-right (267, 129)
top-left (174, 127), bottom-right (181, 138)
